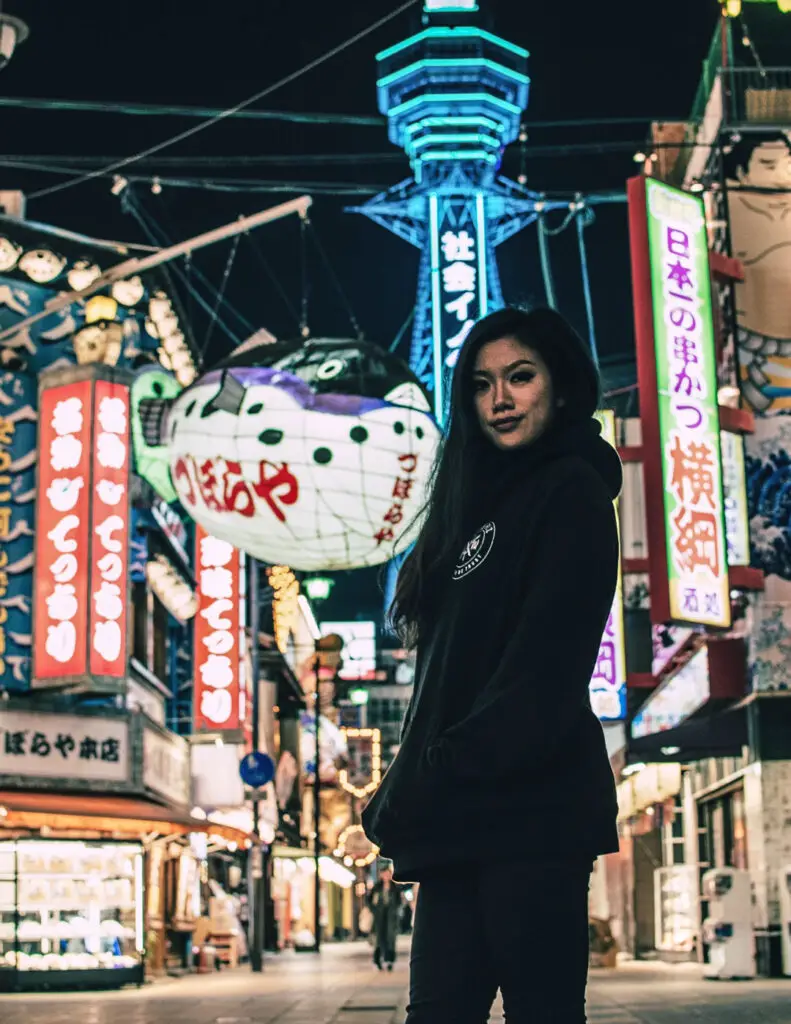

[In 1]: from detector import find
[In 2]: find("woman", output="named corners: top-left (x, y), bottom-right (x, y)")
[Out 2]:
top-left (362, 307), bottom-right (621, 1023)
top-left (367, 862), bottom-right (403, 971)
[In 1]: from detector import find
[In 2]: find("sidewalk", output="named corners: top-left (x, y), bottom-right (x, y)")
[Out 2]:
top-left (3, 941), bottom-right (791, 1024)
top-left (0, 940), bottom-right (409, 1024)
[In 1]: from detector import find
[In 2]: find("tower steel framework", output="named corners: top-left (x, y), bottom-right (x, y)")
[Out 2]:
top-left (350, 0), bottom-right (538, 424)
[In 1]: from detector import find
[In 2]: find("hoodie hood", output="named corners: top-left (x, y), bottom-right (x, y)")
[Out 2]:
top-left (468, 416), bottom-right (622, 527)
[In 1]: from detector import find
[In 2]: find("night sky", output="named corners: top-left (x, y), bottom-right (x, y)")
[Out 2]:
top-left (0, 0), bottom-right (748, 622)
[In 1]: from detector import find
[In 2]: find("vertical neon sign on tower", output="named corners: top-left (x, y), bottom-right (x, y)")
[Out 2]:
top-left (429, 191), bottom-right (489, 420)
top-left (629, 176), bottom-right (730, 628)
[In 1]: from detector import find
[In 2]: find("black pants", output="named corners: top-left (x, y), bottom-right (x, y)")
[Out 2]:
top-left (373, 940), bottom-right (396, 967)
top-left (406, 860), bottom-right (592, 1024)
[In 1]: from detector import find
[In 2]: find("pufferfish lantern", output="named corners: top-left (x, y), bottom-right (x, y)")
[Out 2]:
top-left (165, 337), bottom-right (441, 571)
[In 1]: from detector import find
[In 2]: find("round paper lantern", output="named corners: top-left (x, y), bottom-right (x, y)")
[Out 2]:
top-left (166, 337), bottom-right (441, 571)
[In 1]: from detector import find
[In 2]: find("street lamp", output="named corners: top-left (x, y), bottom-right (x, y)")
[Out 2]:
top-left (0, 13), bottom-right (28, 71)
top-left (303, 576), bottom-right (334, 602)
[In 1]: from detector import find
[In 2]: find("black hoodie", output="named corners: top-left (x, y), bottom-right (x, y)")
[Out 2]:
top-left (361, 418), bottom-right (622, 882)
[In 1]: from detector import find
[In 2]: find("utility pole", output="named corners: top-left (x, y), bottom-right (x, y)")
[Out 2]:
top-left (313, 653), bottom-right (322, 954)
top-left (248, 557), bottom-right (266, 973)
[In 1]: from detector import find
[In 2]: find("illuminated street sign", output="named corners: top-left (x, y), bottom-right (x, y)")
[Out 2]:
top-left (629, 176), bottom-right (730, 628)
top-left (590, 410), bottom-right (627, 721)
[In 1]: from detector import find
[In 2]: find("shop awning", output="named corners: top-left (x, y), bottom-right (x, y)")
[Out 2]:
top-left (627, 706), bottom-right (747, 764)
top-left (0, 791), bottom-right (255, 846)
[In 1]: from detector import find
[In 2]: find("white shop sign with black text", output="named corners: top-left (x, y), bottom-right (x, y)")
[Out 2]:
top-left (0, 710), bottom-right (129, 783)
top-left (143, 727), bottom-right (190, 806)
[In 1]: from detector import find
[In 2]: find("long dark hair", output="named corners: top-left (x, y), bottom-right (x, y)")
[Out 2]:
top-left (390, 306), bottom-right (600, 647)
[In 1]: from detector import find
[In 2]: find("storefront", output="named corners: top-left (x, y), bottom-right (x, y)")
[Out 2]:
top-left (0, 837), bottom-right (144, 988)
top-left (615, 637), bottom-right (749, 962)
top-left (271, 846), bottom-right (355, 949)
top-left (0, 704), bottom-right (251, 988)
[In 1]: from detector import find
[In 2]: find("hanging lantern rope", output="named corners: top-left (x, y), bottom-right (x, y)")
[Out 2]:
top-left (300, 214), bottom-right (310, 339)
top-left (200, 226), bottom-right (242, 361)
top-left (308, 219), bottom-right (364, 340)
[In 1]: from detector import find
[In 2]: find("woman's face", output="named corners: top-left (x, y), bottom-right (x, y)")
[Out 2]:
top-left (472, 335), bottom-right (556, 450)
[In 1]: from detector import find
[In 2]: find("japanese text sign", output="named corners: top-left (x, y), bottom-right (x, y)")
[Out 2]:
top-left (193, 524), bottom-right (246, 733)
top-left (590, 411), bottom-right (627, 721)
top-left (631, 647), bottom-right (710, 739)
top-left (720, 430), bottom-right (750, 568)
top-left (89, 380), bottom-right (131, 677)
top-left (32, 374), bottom-right (132, 689)
top-left (33, 380), bottom-right (93, 680)
top-left (0, 709), bottom-right (129, 783)
top-left (0, 373), bottom-right (35, 690)
top-left (628, 176), bottom-right (730, 628)
top-left (430, 192), bottom-right (488, 421)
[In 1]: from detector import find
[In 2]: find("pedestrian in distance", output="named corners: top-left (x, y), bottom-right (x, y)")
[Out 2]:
top-left (362, 306), bottom-right (621, 1023)
top-left (368, 862), bottom-right (403, 971)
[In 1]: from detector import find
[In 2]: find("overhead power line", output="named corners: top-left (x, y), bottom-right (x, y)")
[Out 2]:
top-left (0, 96), bottom-right (384, 126)
top-left (0, 96), bottom-right (686, 132)
top-left (26, 0), bottom-right (421, 202)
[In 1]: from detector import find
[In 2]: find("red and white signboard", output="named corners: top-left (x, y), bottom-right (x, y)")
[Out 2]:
top-left (33, 373), bottom-right (132, 689)
top-left (193, 524), bottom-right (246, 732)
top-left (33, 381), bottom-right (93, 680)
top-left (89, 380), bottom-right (130, 678)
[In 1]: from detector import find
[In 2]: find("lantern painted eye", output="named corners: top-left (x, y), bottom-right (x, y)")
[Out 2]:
top-left (185, 400), bottom-right (197, 417)
top-left (259, 429), bottom-right (283, 445)
top-left (316, 358), bottom-right (346, 381)
top-left (313, 447), bottom-right (333, 464)
top-left (350, 426), bottom-right (368, 444)
top-left (247, 402), bottom-right (264, 414)
top-left (394, 422), bottom-right (405, 435)
top-left (416, 426), bottom-right (424, 440)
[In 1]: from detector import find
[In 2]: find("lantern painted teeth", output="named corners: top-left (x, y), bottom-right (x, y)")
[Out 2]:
top-left (165, 338), bottom-right (441, 571)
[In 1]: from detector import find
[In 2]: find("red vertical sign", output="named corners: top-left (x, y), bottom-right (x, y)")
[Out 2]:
top-left (89, 380), bottom-right (131, 677)
top-left (193, 524), bottom-right (243, 732)
top-left (33, 381), bottom-right (93, 681)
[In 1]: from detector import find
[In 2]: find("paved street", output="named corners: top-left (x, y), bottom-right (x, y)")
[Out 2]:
top-left (1, 942), bottom-right (791, 1024)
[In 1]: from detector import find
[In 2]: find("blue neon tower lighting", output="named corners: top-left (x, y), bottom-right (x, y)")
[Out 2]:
top-left (350, 1), bottom-right (537, 423)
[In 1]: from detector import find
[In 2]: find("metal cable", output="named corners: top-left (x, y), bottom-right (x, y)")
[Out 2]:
top-left (201, 227), bottom-right (243, 360)
top-left (244, 232), bottom-right (302, 330)
top-left (576, 204), bottom-right (600, 369)
top-left (27, 0), bottom-right (420, 201)
top-left (308, 220), bottom-right (364, 339)
top-left (536, 215), bottom-right (557, 310)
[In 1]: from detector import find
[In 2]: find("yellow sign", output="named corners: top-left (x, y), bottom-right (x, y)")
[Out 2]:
top-left (339, 728), bottom-right (382, 799)
top-left (335, 824), bottom-right (378, 868)
top-left (268, 565), bottom-right (299, 655)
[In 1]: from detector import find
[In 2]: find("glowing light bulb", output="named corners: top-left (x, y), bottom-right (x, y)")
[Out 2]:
top-left (778, 0), bottom-right (791, 12)
top-left (724, 0), bottom-right (741, 16)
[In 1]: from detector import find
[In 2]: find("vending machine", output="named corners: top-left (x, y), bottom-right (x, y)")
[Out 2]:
top-left (701, 868), bottom-right (756, 980)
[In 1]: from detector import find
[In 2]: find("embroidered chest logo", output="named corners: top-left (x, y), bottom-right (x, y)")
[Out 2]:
top-left (453, 522), bottom-right (496, 580)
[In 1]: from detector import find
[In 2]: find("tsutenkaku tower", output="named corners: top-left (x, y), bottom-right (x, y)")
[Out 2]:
top-left (351, 0), bottom-right (536, 423)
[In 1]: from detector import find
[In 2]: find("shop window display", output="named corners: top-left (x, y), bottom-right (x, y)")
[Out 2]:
top-left (0, 839), bottom-right (144, 990)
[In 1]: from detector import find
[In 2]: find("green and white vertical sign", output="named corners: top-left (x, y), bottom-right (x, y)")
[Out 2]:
top-left (645, 178), bottom-right (730, 628)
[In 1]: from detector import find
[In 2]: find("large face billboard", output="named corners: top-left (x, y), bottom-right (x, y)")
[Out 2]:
top-left (629, 175), bottom-right (730, 629)
top-left (726, 131), bottom-right (791, 690)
